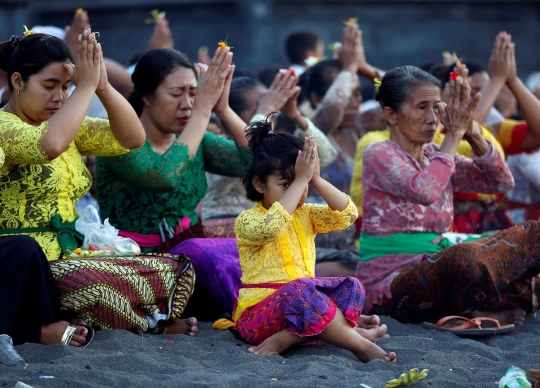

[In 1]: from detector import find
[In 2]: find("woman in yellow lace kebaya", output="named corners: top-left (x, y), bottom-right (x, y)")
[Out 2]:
top-left (231, 118), bottom-right (396, 363)
top-left (0, 29), bottom-right (197, 337)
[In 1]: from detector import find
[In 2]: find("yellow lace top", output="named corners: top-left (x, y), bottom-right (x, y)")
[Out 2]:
top-left (0, 109), bottom-right (131, 260)
top-left (350, 125), bottom-right (505, 217)
top-left (233, 196), bottom-right (358, 321)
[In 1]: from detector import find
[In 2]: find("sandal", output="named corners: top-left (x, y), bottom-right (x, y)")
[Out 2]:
top-left (422, 315), bottom-right (515, 337)
top-left (60, 324), bottom-right (95, 347)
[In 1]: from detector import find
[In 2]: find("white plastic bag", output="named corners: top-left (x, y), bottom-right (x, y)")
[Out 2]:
top-left (75, 205), bottom-right (141, 256)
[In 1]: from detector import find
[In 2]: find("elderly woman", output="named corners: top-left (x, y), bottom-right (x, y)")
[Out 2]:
top-left (356, 65), bottom-right (540, 327)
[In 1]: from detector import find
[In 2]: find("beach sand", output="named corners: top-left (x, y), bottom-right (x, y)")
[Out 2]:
top-left (1, 315), bottom-right (538, 388)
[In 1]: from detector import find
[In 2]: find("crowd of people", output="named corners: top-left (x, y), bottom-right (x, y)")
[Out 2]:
top-left (1, 9), bottom-right (540, 366)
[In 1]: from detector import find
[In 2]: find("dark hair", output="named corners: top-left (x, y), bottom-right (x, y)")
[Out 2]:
top-left (376, 65), bottom-right (440, 112)
top-left (129, 49), bottom-right (197, 116)
top-left (242, 115), bottom-right (304, 202)
top-left (285, 31), bottom-right (321, 65)
top-left (303, 59), bottom-right (340, 108)
top-left (0, 34), bottom-right (74, 91)
top-left (257, 66), bottom-right (281, 88)
top-left (432, 60), bottom-right (487, 91)
top-left (229, 76), bottom-right (264, 116)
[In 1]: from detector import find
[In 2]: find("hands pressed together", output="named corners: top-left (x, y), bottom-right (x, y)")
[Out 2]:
top-left (294, 136), bottom-right (320, 185)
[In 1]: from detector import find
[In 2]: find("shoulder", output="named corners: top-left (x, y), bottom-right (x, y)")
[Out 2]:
top-left (357, 129), bottom-right (390, 151)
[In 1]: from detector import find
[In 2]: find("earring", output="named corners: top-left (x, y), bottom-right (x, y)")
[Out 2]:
top-left (17, 89), bottom-right (20, 95)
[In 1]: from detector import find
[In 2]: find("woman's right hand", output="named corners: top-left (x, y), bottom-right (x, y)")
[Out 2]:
top-left (256, 69), bottom-right (298, 114)
top-left (338, 22), bottom-right (360, 73)
top-left (440, 77), bottom-right (480, 137)
top-left (194, 47), bottom-right (233, 111)
top-left (66, 29), bottom-right (100, 92)
top-left (488, 32), bottom-right (515, 83)
top-left (438, 77), bottom-right (480, 138)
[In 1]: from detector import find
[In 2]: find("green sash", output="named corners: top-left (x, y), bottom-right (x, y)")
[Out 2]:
top-left (359, 232), bottom-right (482, 261)
top-left (0, 215), bottom-right (83, 254)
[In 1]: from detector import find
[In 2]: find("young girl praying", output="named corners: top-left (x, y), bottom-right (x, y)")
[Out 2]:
top-left (233, 118), bottom-right (396, 363)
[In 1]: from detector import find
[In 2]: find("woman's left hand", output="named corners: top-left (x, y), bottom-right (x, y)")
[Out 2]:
top-left (95, 42), bottom-right (109, 94)
top-left (280, 86), bottom-right (302, 119)
top-left (440, 77), bottom-right (480, 137)
top-left (213, 64), bottom-right (235, 114)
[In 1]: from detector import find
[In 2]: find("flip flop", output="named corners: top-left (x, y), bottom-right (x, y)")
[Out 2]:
top-left (60, 324), bottom-right (95, 347)
top-left (422, 315), bottom-right (515, 337)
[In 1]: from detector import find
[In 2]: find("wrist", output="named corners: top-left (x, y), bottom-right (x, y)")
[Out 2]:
top-left (96, 83), bottom-right (112, 97)
top-left (256, 104), bottom-right (274, 116)
top-left (214, 105), bottom-right (231, 117)
top-left (506, 76), bottom-right (520, 89)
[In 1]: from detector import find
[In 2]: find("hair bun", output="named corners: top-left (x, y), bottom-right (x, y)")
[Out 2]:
top-left (10, 36), bottom-right (22, 49)
top-left (245, 113), bottom-right (276, 152)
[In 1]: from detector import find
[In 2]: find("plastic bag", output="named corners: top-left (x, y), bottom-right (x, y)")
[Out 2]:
top-left (74, 205), bottom-right (141, 257)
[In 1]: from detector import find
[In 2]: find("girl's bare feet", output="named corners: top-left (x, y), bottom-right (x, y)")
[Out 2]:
top-left (471, 309), bottom-right (526, 326)
top-left (247, 330), bottom-right (306, 355)
top-left (358, 314), bottom-right (380, 328)
top-left (166, 317), bottom-right (198, 336)
top-left (355, 325), bottom-right (389, 341)
top-left (40, 321), bottom-right (88, 347)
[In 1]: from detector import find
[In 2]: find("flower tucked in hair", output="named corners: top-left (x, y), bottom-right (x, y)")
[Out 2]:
top-left (23, 25), bottom-right (38, 36)
top-left (449, 72), bottom-right (460, 81)
top-left (145, 9), bottom-right (166, 24)
top-left (374, 78), bottom-right (382, 90)
top-left (218, 35), bottom-right (233, 49)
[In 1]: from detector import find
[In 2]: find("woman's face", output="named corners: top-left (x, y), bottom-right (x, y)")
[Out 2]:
top-left (388, 83), bottom-right (442, 145)
top-left (239, 84), bottom-right (267, 124)
top-left (16, 61), bottom-right (71, 125)
top-left (145, 66), bottom-right (197, 133)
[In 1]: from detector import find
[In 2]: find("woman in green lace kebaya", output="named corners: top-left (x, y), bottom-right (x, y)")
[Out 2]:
top-left (96, 47), bottom-right (250, 248)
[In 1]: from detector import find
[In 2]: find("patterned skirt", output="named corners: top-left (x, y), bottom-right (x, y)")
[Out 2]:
top-left (236, 277), bottom-right (365, 346)
top-left (49, 253), bottom-right (195, 333)
top-left (364, 221), bottom-right (540, 323)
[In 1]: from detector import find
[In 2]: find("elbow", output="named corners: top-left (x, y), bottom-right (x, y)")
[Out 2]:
top-left (42, 143), bottom-right (68, 161)
top-left (125, 130), bottom-right (146, 150)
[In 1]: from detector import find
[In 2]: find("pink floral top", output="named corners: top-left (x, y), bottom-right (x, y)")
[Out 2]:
top-left (361, 140), bottom-right (514, 236)
top-left (356, 140), bottom-right (514, 312)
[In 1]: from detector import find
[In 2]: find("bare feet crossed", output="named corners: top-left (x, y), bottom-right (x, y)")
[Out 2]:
top-left (356, 315), bottom-right (390, 340)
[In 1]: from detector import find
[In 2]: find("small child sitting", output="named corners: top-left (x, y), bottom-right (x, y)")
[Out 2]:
top-left (233, 117), bottom-right (396, 363)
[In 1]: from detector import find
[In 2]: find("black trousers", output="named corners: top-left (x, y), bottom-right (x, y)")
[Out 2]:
top-left (0, 236), bottom-right (61, 344)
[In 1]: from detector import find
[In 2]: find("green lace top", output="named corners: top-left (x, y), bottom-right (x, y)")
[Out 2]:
top-left (96, 131), bottom-right (251, 237)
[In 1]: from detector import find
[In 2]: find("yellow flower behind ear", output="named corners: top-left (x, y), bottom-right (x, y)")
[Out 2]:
top-left (374, 78), bottom-right (382, 90)
top-left (76, 8), bottom-right (84, 14)
top-left (23, 25), bottom-right (38, 36)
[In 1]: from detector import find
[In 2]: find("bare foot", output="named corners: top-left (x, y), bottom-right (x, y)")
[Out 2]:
top-left (358, 314), bottom-right (381, 329)
top-left (247, 330), bottom-right (306, 356)
top-left (355, 325), bottom-right (389, 341)
top-left (471, 309), bottom-right (526, 326)
top-left (41, 321), bottom-right (88, 347)
top-left (71, 318), bottom-right (88, 326)
top-left (353, 340), bottom-right (397, 364)
top-left (166, 317), bottom-right (198, 336)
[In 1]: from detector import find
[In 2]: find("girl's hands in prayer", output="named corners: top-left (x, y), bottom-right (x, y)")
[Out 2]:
top-left (310, 138), bottom-right (321, 184)
top-left (213, 63), bottom-right (235, 114)
top-left (440, 77), bottom-right (480, 138)
top-left (65, 28), bottom-right (100, 92)
top-left (295, 136), bottom-right (316, 184)
top-left (195, 47), bottom-right (233, 111)
top-left (257, 69), bottom-right (298, 114)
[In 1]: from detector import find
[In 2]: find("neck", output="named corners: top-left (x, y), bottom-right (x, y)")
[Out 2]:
top-left (140, 108), bottom-right (176, 153)
top-left (389, 127), bottom-right (425, 163)
top-left (3, 100), bottom-right (41, 126)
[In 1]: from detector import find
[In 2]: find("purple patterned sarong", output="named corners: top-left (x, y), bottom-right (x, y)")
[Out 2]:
top-left (168, 238), bottom-right (242, 314)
